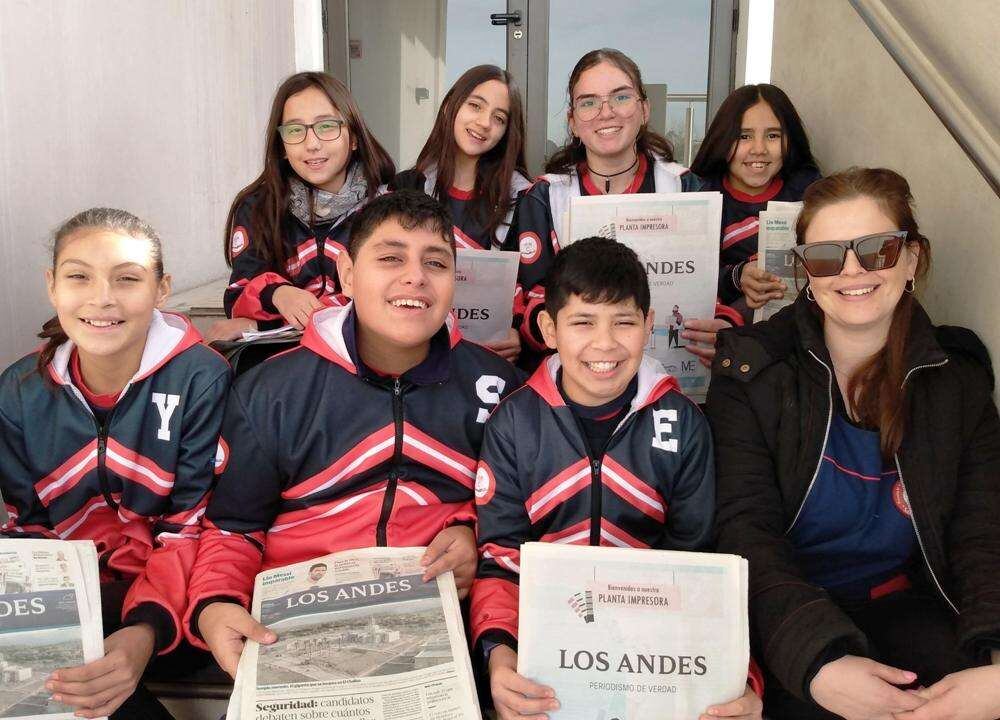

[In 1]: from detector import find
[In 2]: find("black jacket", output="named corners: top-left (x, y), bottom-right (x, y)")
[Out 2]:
top-left (706, 293), bottom-right (1000, 699)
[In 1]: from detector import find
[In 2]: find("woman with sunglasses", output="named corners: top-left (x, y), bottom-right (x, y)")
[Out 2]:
top-left (708, 167), bottom-right (1000, 720)
top-left (503, 48), bottom-right (741, 369)
top-left (207, 72), bottom-right (394, 341)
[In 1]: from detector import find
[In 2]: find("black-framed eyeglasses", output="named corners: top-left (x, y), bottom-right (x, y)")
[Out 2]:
top-left (277, 119), bottom-right (345, 144)
top-left (792, 231), bottom-right (908, 277)
top-left (572, 91), bottom-right (640, 121)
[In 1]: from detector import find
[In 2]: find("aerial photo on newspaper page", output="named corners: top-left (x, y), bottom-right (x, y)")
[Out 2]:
top-left (230, 547), bottom-right (481, 720)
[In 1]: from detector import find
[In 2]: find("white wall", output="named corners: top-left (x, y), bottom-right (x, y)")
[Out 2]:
top-left (0, 0), bottom-right (299, 366)
top-left (347, 0), bottom-right (446, 170)
top-left (770, 0), bottom-right (1000, 379)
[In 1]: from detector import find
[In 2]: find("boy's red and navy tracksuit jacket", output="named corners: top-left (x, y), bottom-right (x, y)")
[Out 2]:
top-left (502, 154), bottom-right (742, 357)
top-left (0, 311), bottom-right (230, 653)
top-left (469, 353), bottom-right (763, 694)
top-left (225, 190), bottom-right (365, 330)
top-left (184, 303), bottom-right (525, 644)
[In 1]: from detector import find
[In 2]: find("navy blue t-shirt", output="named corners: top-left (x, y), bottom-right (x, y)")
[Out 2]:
top-left (789, 413), bottom-right (917, 601)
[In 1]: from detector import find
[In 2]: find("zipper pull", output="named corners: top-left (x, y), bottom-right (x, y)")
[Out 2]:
top-left (394, 378), bottom-right (401, 396)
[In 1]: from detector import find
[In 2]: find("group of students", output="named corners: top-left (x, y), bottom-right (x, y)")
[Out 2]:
top-left (1, 45), bottom-right (999, 720)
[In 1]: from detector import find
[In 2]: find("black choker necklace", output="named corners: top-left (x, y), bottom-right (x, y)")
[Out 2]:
top-left (588, 153), bottom-right (639, 193)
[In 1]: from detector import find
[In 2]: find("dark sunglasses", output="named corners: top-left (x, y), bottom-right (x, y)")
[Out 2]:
top-left (792, 231), bottom-right (908, 277)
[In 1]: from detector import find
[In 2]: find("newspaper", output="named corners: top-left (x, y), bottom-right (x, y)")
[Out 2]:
top-left (0, 539), bottom-right (104, 720)
top-left (518, 543), bottom-right (749, 720)
top-left (452, 249), bottom-right (519, 344)
top-left (567, 193), bottom-right (722, 402)
top-left (752, 202), bottom-right (803, 323)
top-left (229, 547), bottom-right (481, 720)
top-left (241, 325), bottom-right (303, 342)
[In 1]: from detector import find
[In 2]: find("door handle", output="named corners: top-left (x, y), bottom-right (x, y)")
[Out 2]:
top-left (490, 11), bottom-right (522, 26)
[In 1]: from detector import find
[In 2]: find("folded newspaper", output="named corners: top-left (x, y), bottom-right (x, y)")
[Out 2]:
top-left (0, 539), bottom-right (104, 720)
top-left (567, 193), bottom-right (722, 403)
top-left (518, 543), bottom-right (749, 720)
top-left (228, 547), bottom-right (482, 720)
top-left (753, 201), bottom-right (803, 323)
top-left (452, 249), bottom-right (519, 344)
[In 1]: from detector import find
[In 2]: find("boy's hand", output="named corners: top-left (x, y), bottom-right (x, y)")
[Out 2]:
top-left (809, 655), bottom-right (924, 719)
top-left (893, 666), bottom-right (1000, 720)
top-left (484, 328), bottom-right (521, 363)
top-left (272, 285), bottom-right (325, 329)
top-left (682, 317), bottom-right (730, 368)
top-left (421, 524), bottom-right (477, 598)
top-left (489, 645), bottom-right (559, 720)
top-left (205, 317), bottom-right (258, 343)
top-left (198, 601), bottom-right (276, 678)
top-left (47, 624), bottom-right (155, 718)
top-left (700, 683), bottom-right (762, 720)
top-left (740, 265), bottom-right (786, 309)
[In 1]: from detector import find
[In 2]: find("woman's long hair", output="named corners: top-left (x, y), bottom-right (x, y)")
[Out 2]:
top-left (544, 48), bottom-right (675, 175)
top-left (414, 64), bottom-right (527, 239)
top-left (37, 208), bottom-right (164, 378)
top-left (223, 72), bottom-right (395, 269)
top-left (691, 83), bottom-right (818, 180)
top-left (796, 168), bottom-right (931, 459)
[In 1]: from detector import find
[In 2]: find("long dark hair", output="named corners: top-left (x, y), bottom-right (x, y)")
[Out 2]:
top-left (545, 48), bottom-right (675, 175)
top-left (796, 168), bottom-right (931, 459)
top-left (691, 83), bottom-right (817, 180)
top-left (224, 72), bottom-right (395, 269)
top-left (37, 208), bottom-right (164, 378)
top-left (414, 65), bottom-right (527, 240)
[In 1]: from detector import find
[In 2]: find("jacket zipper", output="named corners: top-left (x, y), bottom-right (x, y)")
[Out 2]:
top-left (588, 457), bottom-right (603, 545)
top-left (93, 415), bottom-right (119, 510)
top-left (786, 350), bottom-right (834, 533)
top-left (375, 377), bottom-right (404, 546)
top-left (895, 357), bottom-right (956, 613)
top-left (586, 413), bottom-right (640, 546)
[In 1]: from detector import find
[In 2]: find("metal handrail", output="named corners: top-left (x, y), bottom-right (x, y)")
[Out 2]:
top-left (849, 0), bottom-right (1000, 196)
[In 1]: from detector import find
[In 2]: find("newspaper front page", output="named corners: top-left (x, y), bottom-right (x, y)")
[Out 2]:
top-left (567, 193), bottom-right (722, 403)
top-left (452, 249), bottom-right (520, 344)
top-left (230, 547), bottom-right (481, 720)
top-left (0, 539), bottom-right (104, 720)
top-left (752, 202), bottom-right (803, 323)
top-left (518, 543), bottom-right (749, 720)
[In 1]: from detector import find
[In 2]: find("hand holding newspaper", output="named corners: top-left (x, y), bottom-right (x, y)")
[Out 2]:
top-left (566, 193), bottom-right (722, 403)
top-left (0, 539), bottom-right (104, 720)
top-left (229, 547), bottom-right (481, 720)
top-left (517, 543), bottom-right (749, 720)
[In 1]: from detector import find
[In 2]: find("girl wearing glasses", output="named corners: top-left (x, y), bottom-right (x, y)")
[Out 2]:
top-left (708, 168), bottom-right (1000, 720)
top-left (503, 48), bottom-right (740, 370)
top-left (389, 64), bottom-right (531, 361)
top-left (0, 208), bottom-right (230, 719)
top-left (207, 72), bottom-right (394, 341)
top-left (691, 84), bottom-right (820, 314)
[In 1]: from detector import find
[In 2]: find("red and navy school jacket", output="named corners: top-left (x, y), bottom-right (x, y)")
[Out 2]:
top-left (0, 311), bottom-right (230, 653)
top-left (470, 354), bottom-right (714, 642)
top-left (702, 166), bottom-right (821, 305)
top-left (502, 155), bottom-right (740, 356)
top-left (224, 190), bottom-right (365, 330)
top-left (469, 353), bottom-right (764, 694)
top-left (184, 303), bottom-right (525, 645)
top-left (388, 167), bottom-right (532, 250)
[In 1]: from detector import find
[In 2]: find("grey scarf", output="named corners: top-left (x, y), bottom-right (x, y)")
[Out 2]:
top-left (288, 163), bottom-right (368, 226)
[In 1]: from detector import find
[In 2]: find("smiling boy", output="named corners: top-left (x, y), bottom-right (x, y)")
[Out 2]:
top-left (470, 237), bottom-right (762, 720)
top-left (184, 191), bottom-right (523, 676)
